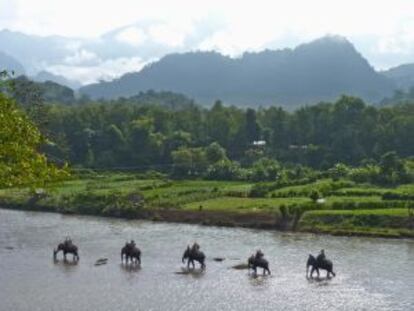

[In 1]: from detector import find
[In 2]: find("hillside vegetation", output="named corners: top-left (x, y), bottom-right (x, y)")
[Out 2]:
top-left (0, 172), bottom-right (413, 238)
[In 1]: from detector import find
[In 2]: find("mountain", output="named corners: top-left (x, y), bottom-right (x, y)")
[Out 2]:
top-left (32, 71), bottom-right (81, 89)
top-left (382, 64), bottom-right (414, 91)
top-left (79, 36), bottom-right (396, 107)
top-left (0, 51), bottom-right (25, 76)
top-left (12, 76), bottom-right (75, 105)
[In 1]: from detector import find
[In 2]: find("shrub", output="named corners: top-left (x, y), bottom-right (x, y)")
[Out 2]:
top-left (309, 190), bottom-right (321, 203)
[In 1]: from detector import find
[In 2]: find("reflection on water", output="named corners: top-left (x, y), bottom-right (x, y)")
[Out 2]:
top-left (0, 208), bottom-right (413, 311)
top-left (119, 263), bottom-right (141, 273)
top-left (53, 259), bottom-right (79, 275)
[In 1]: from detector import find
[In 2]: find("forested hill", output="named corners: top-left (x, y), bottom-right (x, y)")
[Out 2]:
top-left (80, 36), bottom-right (395, 107)
top-left (382, 64), bottom-right (414, 91)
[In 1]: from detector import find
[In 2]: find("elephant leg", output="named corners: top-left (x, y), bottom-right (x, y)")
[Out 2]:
top-left (310, 267), bottom-right (316, 278)
top-left (63, 252), bottom-right (67, 261)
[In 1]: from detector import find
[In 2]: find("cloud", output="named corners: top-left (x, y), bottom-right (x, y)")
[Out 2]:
top-left (48, 56), bottom-right (148, 84)
top-left (148, 24), bottom-right (187, 47)
top-left (116, 27), bottom-right (147, 46)
top-left (64, 49), bottom-right (99, 66)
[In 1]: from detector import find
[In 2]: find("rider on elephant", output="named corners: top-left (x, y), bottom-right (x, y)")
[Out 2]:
top-left (255, 249), bottom-right (264, 259)
top-left (130, 240), bottom-right (136, 249)
top-left (316, 249), bottom-right (326, 263)
top-left (64, 236), bottom-right (72, 247)
top-left (191, 242), bottom-right (200, 253)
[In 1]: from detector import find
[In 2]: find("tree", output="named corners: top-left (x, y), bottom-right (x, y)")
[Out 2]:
top-left (380, 151), bottom-right (404, 175)
top-left (328, 163), bottom-right (350, 180)
top-left (205, 159), bottom-right (243, 180)
top-left (379, 151), bottom-right (408, 185)
top-left (250, 158), bottom-right (281, 181)
top-left (171, 147), bottom-right (208, 177)
top-left (0, 92), bottom-right (68, 187)
top-left (205, 142), bottom-right (227, 163)
top-left (245, 108), bottom-right (261, 144)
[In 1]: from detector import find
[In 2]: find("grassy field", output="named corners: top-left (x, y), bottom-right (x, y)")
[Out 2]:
top-left (298, 209), bottom-right (413, 238)
top-left (182, 197), bottom-right (309, 212)
top-left (0, 172), bottom-right (413, 238)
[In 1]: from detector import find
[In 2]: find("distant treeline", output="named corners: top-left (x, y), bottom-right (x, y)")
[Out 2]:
top-left (25, 92), bottom-right (411, 176)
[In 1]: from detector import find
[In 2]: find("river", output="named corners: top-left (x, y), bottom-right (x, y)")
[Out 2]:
top-left (0, 208), bottom-right (413, 311)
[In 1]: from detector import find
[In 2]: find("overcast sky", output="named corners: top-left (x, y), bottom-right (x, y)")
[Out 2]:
top-left (1, 0), bottom-right (414, 83)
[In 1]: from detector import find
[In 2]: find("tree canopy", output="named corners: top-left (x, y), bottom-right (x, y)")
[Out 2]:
top-left (0, 79), bottom-right (68, 187)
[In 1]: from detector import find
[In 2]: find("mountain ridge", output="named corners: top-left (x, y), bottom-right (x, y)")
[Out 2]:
top-left (79, 36), bottom-right (396, 107)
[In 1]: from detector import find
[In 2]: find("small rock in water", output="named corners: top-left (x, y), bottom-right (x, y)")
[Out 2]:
top-left (213, 257), bottom-right (225, 262)
top-left (96, 258), bottom-right (108, 262)
top-left (94, 258), bottom-right (108, 266)
top-left (4, 246), bottom-right (14, 250)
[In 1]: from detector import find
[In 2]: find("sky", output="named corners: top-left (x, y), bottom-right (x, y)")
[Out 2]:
top-left (1, 0), bottom-right (414, 84)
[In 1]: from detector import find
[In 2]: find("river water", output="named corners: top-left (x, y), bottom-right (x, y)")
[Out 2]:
top-left (0, 208), bottom-right (413, 311)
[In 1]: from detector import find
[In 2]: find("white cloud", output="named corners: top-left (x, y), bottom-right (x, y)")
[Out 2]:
top-left (48, 56), bottom-right (148, 84)
top-left (148, 23), bottom-right (187, 47)
top-left (64, 49), bottom-right (99, 66)
top-left (116, 27), bottom-right (147, 46)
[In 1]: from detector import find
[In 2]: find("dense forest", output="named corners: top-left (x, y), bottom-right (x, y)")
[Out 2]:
top-left (10, 85), bottom-right (410, 184)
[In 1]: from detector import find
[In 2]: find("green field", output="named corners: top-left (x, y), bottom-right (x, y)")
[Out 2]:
top-left (0, 173), bottom-right (413, 238)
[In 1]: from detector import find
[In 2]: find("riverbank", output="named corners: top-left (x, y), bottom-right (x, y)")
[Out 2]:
top-left (0, 173), bottom-right (413, 238)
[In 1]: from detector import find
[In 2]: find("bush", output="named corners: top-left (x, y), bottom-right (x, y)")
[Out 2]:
top-left (309, 190), bottom-right (320, 202)
top-left (205, 160), bottom-right (245, 181)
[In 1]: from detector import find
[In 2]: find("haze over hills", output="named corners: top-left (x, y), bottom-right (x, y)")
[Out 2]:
top-left (2, 28), bottom-right (414, 107)
top-left (0, 51), bottom-right (25, 76)
top-left (32, 71), bottom-right (81, 90)
top-left (79, 36), bottom-right (396, 107)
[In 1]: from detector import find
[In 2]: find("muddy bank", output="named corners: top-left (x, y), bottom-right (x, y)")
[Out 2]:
top-left (149, 209), bottom-right (279, 229)
top-left (1, 203), bottom-right (412, 239)
top-left (0, 202), bottom-right (283, 230)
